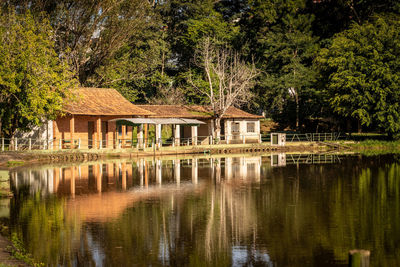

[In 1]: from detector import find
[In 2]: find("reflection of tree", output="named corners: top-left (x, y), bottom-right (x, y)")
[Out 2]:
top-left (257, 156), bottom-right (400, 266)
top-left (10, 192), bottom-right (81, 265)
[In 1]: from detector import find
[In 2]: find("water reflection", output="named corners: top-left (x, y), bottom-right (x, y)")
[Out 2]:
top-left (5, 154), bottom-right (400, 266)
top-left (10, 156), bottom-right (266, 197)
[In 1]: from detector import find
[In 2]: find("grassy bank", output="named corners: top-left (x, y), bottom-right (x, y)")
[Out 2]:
top-left (345, 139), bottom-right (400, 149)
top-left (341, 140), bottom-right (400, 155)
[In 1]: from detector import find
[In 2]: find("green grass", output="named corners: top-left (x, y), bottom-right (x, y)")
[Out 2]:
top-left (6, 161), bottom-right (24, 167)
top-left (7, 233), bottom-right (44, 267)
top-left (345, 140), bottom-right (400, 154)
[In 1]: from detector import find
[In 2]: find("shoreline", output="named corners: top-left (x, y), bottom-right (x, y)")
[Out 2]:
top-left (0, 142), bottom-right (332, 168)
top-left (2, 140), bottom-right (400, 168)
top-left (0, 225), bottom-right (30, 267)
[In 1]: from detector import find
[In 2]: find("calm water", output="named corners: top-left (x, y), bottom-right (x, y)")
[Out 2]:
top-left (3, 153), bottom-right (400, 266)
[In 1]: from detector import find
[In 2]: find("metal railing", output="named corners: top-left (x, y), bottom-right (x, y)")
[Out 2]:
top-left (262, 132), bottom-right (343, 143)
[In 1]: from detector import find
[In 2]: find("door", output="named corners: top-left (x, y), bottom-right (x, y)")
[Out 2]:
top-left (231, 122), bottom-right (240, 142)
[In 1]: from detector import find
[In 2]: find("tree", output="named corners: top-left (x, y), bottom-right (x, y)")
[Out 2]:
top-left (188, 37), bottom-right (259, 138)
top-left (10, 0), bottom-right (155, 85)
top-left (316, 14), bottom-right (400, 137)
top-left (241, 0), bottom-right (319, 129)
top-left (88, 16), bottom-right (172, 103)
top-left (159, 0), bottom-right (238, 69)
top-left (0, 11), bottom-right (76, 138)
top-left (309, 0), bottom-right (400, 39)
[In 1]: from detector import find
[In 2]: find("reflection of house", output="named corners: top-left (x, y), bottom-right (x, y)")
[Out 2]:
top-left (223, 157), bottom-right (261, 181)
top-left (271, 154), bottom-right (287, 167)
top-left (139, 105), bottom-right (263, 144)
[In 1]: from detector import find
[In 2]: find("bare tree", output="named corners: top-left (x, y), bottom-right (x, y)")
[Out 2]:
top-left (189, 37), bottom-right (259, 138)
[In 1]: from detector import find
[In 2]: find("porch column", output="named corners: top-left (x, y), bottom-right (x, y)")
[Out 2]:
top-left (174, 125), bottom-right (180, 146)
top-left (137, 124), bottom-right (144, 149)
top-left (105, 121), bottom-right (111, 148)
top-left (144, 124), bottom-right (148, 148)
top-left (121, 125), bottom-right (126, 147)
top-left (70, 115), bottom-right (75, 147)
top-left (191, 126), bottom-right (198, 145)
top-left (192, 158), bottom-right (198, 185)
top-left (155, 124), bottom-right (162, 148)
top-left (96, 117), bottom-right (101, 149)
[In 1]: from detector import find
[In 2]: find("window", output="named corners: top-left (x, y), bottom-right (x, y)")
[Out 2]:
top-left (247, 122), bottom-right (255, 133)
top-left (231, 122), bottom-right (240, 133)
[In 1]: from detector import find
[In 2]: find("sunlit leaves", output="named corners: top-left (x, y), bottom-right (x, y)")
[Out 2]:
top-left (317, 14), bottom-right (400, 136)
top-left (0, 11), bottom-right (77, 137)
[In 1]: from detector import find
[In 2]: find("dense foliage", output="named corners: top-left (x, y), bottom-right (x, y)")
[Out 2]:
top-left (317, 14), bottom-right (400, 137)
top-left (1, 0), bottom-right (400, 136)
top-left (0, 11), bottom-right (76, 138)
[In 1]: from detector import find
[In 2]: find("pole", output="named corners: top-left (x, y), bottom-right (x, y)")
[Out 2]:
top-left (15, 138), bottom-right (18, 151)
top-left (29, 138), bottom-right (31, 150)
top-left (1, 138), bottom-right (4, 151)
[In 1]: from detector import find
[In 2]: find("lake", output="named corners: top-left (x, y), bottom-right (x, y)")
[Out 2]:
top-left (3, 153), bottom-right (400, 266)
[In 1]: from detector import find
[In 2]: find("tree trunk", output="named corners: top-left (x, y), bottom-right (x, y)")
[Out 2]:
top-left (295, 92), bottom-right (299, 129)
top-left (214, 117), bottom-right (221, 140)
top-left (357, 119), bottom-right (362, 133)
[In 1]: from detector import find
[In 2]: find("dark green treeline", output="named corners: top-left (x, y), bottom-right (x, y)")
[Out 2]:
top-left (1, 1), bottom-right (400, 136)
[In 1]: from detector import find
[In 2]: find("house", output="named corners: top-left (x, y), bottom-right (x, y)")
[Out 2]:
top-left (53, 87), bottom-right (153, 149)
top-left (138, 105), bottom-right (263, 144)
top-left (18, 87), bottom-right (263, 149)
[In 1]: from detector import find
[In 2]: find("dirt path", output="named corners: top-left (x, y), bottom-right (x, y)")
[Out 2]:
top-left (0, 234), bottom-right (29, 266)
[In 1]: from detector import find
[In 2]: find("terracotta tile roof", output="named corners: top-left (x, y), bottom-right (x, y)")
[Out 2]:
top-left (63, 88), bottom-right (154, 116)
top-left (139, 105), bottom-right (263, 119)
